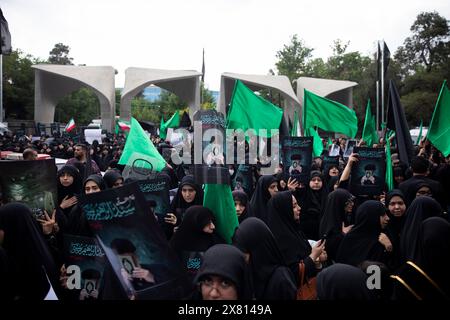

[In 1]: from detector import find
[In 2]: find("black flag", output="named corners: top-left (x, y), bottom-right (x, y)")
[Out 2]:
top-left (386, 80), bottom-right (414, 165)
top-left (377, 41), bottom-right (390, 81)
top-left (0, 8), bottom-right (12, 55)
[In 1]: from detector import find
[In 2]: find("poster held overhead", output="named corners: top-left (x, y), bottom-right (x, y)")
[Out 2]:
top-left (350, 147), bottom-right (386, 196)
top-left (281, 136), bottom-right (313, 184)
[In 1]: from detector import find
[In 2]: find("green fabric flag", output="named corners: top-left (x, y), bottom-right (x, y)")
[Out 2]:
top-left (362, 99), bottom-right (378, 147)
top-left (290, 110), bottom-right (300, 137)
top-left (415, 120), bottom-right (423, 145)
top-left (385, 130), bottom-right (394, 192)
top-left (306, 126), bottom-right (323, 157)
top-left (203, 184), bottom-right (239, 244)
top-left (119, 117), bottom-right (166, 172)
top-left (303, 89), bottom-right (358, 138)
top-left (159, 110), bottom-right (180, 140)
top-left (227, 80), bottom-right (283, 137)
top-left (327, 137), bottom-right (333, 148)
top-left (427, 80), bottom-right (450, 157)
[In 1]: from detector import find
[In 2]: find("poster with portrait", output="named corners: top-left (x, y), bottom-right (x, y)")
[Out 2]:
top-left (329, 143), bottom-right (341, 157)
top-left (79, 182), bottom-right (189, 300)
top-left (231, 164), bottom-right (254, 197)
top-left (0, 159), bottom-right (57, 220)
top-left (281, 137), bottom-right (313, 184)
top-left (350, 147), bottom-right (386, 196)
top-left (63, 235), bottom-right (105, 300)
top-left (137, 174), bottom-right (171, 228)
top-left (193, 110), bottom-right (229, 185)
top-left (322, 155), bottom-right (340, 175)
top-left (343, 139), bottom-right (357, 159)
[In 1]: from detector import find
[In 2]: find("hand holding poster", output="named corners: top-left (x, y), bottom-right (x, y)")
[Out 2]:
top-left (350, 147), bottom-right (386, 196)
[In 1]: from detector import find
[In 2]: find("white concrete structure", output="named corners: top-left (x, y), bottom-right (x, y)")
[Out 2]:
top-left (33, 64), bottom-right (116, 132)
top-left (218, 72), bottom-right (300, 135)
top-left (120, 67), bottom-right (202, 121)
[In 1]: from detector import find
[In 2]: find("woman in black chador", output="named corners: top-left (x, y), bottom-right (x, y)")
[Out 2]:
top-left (392, 217), bottom-right (450, 300)
top-left (233, 217), bottom-right (296, 300)
top-left (169, 175), bottom-right (203, 224)
top-left (232, 190), bottom-right (252, 223)
top-left (249, 175), bottom-right (278, 223)
top-left (318, 189), bottom-right (355, 262)
top-left (266, 191), bottom-right (326, 286)
top-left (336, 200), bottom-right (393, 267)
top-left (384, 189), bottom-right (407, 269)
top-left (0, 203), bottom-right (60, 300)
top-left (399, 196), bottom-right (442, 262)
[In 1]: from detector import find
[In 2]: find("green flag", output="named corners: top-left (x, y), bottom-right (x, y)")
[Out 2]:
top-left (303, 89), bottom-right (358, 138)
top-left (203, 184), bottom-right (239, 244)
top-left (362, 99), bottom-right (378, 147)
top-left (427, 80), bottom-right (450, 157)
top-left (415, 120), bottom-right (423, 145)
top-left (160, 110), bottom-right (180, 140)
top-left (290, 110), bottom-right (300, 137)
top-left (119, 117), bottom-right (166, 172)
top-left (227, 80), bottom-right (283, 137)
top-left (385, 130), bottom-right (394, 191)
top-left (306, 126), bottom-right (323, 157)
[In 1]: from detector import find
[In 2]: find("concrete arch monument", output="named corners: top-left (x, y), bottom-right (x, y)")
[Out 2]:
top-left (33, 64), bottom-right (116, 132)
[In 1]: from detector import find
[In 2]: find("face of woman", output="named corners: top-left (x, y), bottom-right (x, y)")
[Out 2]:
top-left (85, 180), bottom-right (101, 194)
top-left (416, 186), bottom-right (432, 198)
top-left (380, 212), bottom-right (390, 229)
top-left (388, 196), bottom-right (406, 218)
top-left (202, 221), bottom-right (215, 234)
top-left (309, 177), bottom-right (323, 190)
top-left (234, 200), bottom-right (245, 217)
top-left (279, 179), bottom-right (287, 189)
top-left (60, 173), bottom-right (74, 187)
top-left (182, 185), bottom-right (197, 203)
top-left (344, 198), bottom-right (354, 213)
top-left (329, 167), bottom-right (339, 177)
top-left (112, 178), bottom-right (124, 188)
top-left (292, 195), bottom-right (301, 221)
top-left (200, 275), bottom-right (238, 300)
top-left (268, 182), bottom-right (278, 197)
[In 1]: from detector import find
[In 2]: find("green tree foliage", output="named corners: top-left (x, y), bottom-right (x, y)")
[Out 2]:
top-left (275, 34), bottom-right (314, 85)
top-left (54, 88), bottom-right (100, 125)
top-left (201, 83), bottom-right (216, 110)
top-left (2, 50), bottom-right (45, 119)
top-left (48, 43), bottom-right (74, 65)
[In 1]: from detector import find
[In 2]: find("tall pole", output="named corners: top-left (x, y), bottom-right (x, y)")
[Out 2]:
top-left (376, 80), bottom-right (380, 132)
top-left (381, 40), bottom-right (385, 126)
top-left (0, 54), bottom-right (3, 122)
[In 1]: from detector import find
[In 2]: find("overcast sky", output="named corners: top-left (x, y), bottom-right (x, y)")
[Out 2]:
top-left (2, 0), bottom-right (449, 90)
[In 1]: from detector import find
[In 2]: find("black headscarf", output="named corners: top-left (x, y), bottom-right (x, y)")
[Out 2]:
top-left (336, 200), bottom-right (386, 266)
top-left (170, 175), bottom-right (203, 218)
top-left (319, 189), bottom-right (354, 238)
top-left (249, 175), bottom-right (277, 223)
top-left (415, 217), bottom-right (450, 297)
top-left (275, 172), bottom-right (288, 191)
top-left (232, 190), bottom-right (252, 223)
top-left (169, 206), bottom-right (222, 254)
top-left (317, 264), bottom-right (376, 300)
top-left (0, 203), bottom-right (59, 300)
top-left (400, 196), bottom-right (442, 262)
top-left (385, 189), bottom-right (407, 239)
top-left (57, 165), bottom-right (82, 204)
top-left (83, 174), bottom-right (107, 191)
top-left (267, 191), bottom-right (311, 268)
top-left (194, 244), bottom-right (254, 300)
top-left (103, 169), bottom-right (124, 189)
top-left (233, 217), bottom-right (291, 299)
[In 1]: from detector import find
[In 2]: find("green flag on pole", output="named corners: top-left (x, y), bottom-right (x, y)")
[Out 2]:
top-left (119, 117), bottom-right (167, 172)
top-left (385, 130), bottom-right (394, 191)
top-left (303, 89), bottom-right (358, 138)
top-left (203, 184), bottom-right (239, 244)
top-left (427, 81), bottom-right (450, 157)
top-left (415, 120), bottom-right (423, 145)
top-left (160, 110), bottom-right (180, 140)
top-left (227, 80), bottom-right (283, 137)
top-left (290, 110), bottom-right (300, 137)
top-left (306, 126), bottom-right (323, 157)
top-left (362, 99), bottom-right (378, 147)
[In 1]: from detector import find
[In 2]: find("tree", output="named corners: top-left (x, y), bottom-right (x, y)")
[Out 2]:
top-left (48, 43), bottom-right (74, 65)
top-left (275, 34), bottom-right (314, 85)
top-left (395, 12), bottom-right (449, 73)
top-left (55, 88), bottom-right (100, 125)
top-left (201, 83), bottom-right (216, 110)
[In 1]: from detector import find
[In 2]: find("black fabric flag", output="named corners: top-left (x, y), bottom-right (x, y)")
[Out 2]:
top-left (0, 8), bottom-right (12, 55)
top-left (377, 41), bottom-right (390, 81)
top-left (386, 80), bottom-right (414, 165)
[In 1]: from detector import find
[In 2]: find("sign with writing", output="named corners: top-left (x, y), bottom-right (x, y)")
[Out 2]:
top-left (281, 137), bottom-right (313, 184)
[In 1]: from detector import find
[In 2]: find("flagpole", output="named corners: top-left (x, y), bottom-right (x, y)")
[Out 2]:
top-left (381, 40), bottom-right (385, 125)
top-left (376, 80), bottom-right (380, 132)
top-left (0, 54), bottom-right (3, 122)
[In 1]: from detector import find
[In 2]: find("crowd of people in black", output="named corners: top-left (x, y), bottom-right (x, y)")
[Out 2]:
top-left (0, 129), bottom-right (449, 301)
